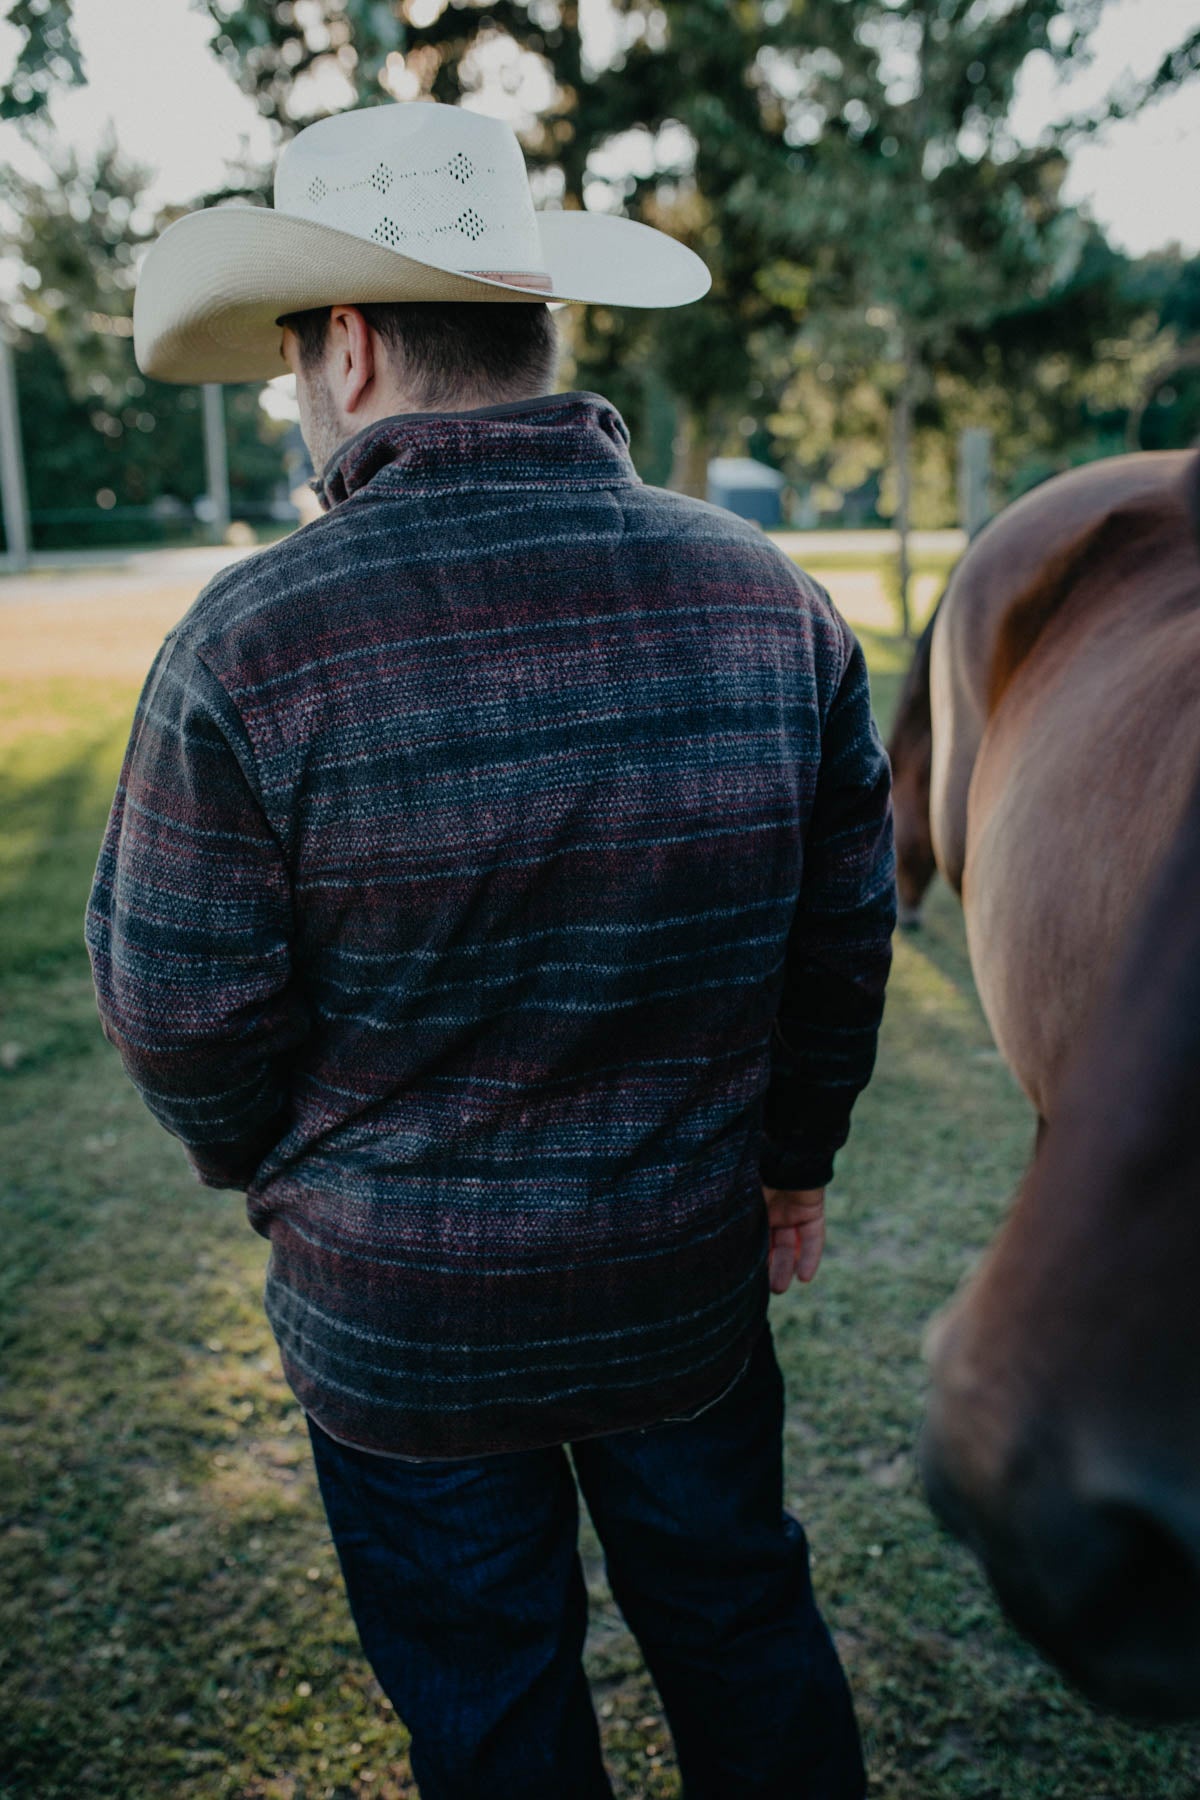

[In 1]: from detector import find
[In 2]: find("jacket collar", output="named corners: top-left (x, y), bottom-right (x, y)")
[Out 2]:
top-left (313, 389), bottom-right (639, 509)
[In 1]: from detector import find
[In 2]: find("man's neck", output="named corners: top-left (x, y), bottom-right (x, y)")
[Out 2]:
top-left (353, 384), bottom-right (544, 428)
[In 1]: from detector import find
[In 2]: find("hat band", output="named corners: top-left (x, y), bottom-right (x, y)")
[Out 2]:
top-left (475, 270), bottom-right (553, 291)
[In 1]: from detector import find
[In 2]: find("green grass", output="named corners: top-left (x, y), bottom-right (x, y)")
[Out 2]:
top-left (3, 577), bottom-right (1200, 1800)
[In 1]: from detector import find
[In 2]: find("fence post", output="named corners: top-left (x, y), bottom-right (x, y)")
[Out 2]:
top-left (957, 427), bottom-right (993, 540)
top-left (0, 332), bottom-right (31, 571)
top-left (202, 383), bottom-right (231, 543)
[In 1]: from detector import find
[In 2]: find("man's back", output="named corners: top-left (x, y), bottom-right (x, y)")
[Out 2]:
top-left (86, 390), bottom-right (894, 1458)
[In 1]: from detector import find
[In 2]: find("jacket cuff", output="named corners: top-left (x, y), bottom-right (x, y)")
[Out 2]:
top-left (758, 1137), bottom-right (837, 1191)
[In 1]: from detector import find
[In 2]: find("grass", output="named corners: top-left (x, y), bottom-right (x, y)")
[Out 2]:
top-left (3, 562), bottom-right (1199, 1800)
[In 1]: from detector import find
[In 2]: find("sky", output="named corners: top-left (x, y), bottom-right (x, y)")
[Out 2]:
top-left (0, 0), bottom-right (1197, 257)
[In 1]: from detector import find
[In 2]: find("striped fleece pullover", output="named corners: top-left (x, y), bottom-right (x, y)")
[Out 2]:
top-left (86, 390), bottom-right (895, 1459)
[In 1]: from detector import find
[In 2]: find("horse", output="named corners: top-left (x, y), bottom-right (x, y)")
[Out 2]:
top-left (889, 449), bottom-right (1199, 1116)
top-left (922, 748), bottom-right (1200, 1719)
top-left (892, 449), bottom-right (1200, 1716)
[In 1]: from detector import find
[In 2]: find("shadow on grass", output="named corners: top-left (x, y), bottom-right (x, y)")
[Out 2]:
top-left (0, 1047), bottom-right (413, 1799)
top-left (0, 729), bottom-right (120, 990)
top-left (0, 1053), bottom-right (679, 1800)
top-left (0, 724), bottom-right (125, 1063)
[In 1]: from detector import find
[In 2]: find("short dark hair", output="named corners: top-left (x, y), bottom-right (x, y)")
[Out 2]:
top-left (278, 301), bottom-right (559, 410)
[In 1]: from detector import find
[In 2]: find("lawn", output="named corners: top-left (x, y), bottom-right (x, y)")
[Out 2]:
top-left (3, 555), bottom-right (1199, 1800)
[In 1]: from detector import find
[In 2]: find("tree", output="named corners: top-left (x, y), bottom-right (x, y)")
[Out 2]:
top-left (0, 0), bottom-right (83, 121)
top-left (196, 0), bottom-right (1200, 546)
top-left (7, 0), bottom-right (1198, 565)
top-left (195, 0), bottom-right (809, 492)
top-left (733, 0), bottom-right (1163, 630)
top-left (1122, 252), bottom-right (1200, 453)
top-left (2, 136), bottom-right (290, 545)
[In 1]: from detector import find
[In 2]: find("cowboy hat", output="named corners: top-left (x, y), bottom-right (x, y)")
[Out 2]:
top-left (133, 101), bottom-right (712, 384)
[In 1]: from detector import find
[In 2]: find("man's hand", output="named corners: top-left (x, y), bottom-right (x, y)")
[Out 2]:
top-left (763, 1186), bottom-right (826, 1294)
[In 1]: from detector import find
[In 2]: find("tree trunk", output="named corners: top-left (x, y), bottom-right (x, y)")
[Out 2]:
top-left (670, 406), bottom-right (710, 498)
top-left (0, 332), bottom-right (30, 570)
top-left (202, 383), bottom-right (231, 545)
top-left (892, 355), bottom-right (915, 643)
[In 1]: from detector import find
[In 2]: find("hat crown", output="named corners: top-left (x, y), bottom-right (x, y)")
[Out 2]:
top-left (274, 103), bottom-right (545, 276)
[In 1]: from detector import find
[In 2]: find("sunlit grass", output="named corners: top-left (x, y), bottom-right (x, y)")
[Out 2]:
top-left (3, 561), bottom-right (1199, 1799)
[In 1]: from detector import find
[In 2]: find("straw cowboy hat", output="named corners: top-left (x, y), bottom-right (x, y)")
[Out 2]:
top-left (134, 101), bottom-right (712, 385)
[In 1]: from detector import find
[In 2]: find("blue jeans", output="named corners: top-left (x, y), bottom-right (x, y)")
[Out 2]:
top-left (306, 1322), bottom-right (865, 1800)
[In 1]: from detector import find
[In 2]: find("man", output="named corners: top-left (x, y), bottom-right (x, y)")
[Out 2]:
top-left (87, 102), bottom-right (894, 1799)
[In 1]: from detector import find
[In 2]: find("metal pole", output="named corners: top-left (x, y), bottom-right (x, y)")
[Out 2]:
top-left (0, 333), bottom-right (31, 571)
top-left (202, 382), bottom-right (231, 543)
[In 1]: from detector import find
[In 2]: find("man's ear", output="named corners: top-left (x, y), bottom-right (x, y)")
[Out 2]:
top-left (327, 306), bottom-right (378, 417)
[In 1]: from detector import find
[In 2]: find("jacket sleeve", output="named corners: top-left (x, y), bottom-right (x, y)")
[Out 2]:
top-left (85, 632), bottom-right (309, 1190)
top-left (759, 615), bottom-right (896, 1190)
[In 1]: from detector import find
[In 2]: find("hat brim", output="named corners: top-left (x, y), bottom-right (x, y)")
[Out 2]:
top-left (134, 205), bottom-right (711, 384)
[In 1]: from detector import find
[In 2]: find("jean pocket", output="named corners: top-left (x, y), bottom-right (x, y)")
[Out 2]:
top-left (644, 1346), bottom-right (756, 1431)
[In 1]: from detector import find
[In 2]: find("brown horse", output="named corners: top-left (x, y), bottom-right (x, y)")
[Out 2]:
top-left (923, 748), bottom-right (1200, 1718)
top-left (895, 449), bottom-right (1200, 1716)
top-left (891, 449), bottom-right (1199, 1113)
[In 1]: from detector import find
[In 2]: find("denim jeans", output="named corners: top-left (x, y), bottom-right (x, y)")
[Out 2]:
top-left (306, 1321), bottom-right (865, 1800)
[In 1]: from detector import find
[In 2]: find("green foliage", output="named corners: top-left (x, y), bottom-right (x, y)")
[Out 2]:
top-left (203, 0), bottom-right (402, 124)
top-left (0, 0), bottom-right (83, 120)
top-left (195, 0), bottom-right (805, 467)
top-left (1058, 23), bottom-right (1200, 134)
top-left (737, 5), bottom-right (1200, 522)
top-left (195, 0), bottom-right (1195, 507)
top-left (2, 135), bottom-right (290, 546)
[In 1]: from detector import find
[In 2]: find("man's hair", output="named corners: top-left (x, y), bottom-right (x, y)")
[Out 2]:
top-left (278, 301), bottom-right (559, 410)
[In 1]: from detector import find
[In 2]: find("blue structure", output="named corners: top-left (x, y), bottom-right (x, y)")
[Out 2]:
top-left (706, 456), bottom-right (786, 527)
